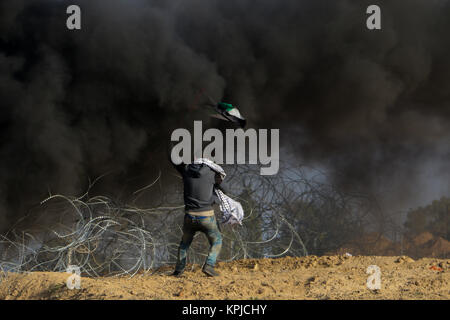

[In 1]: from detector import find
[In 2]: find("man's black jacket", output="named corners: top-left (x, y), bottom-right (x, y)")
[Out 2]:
top-left (172, 162), bottom-right (227, 212)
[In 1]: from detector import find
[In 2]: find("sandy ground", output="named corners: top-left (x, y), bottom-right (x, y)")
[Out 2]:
top-left (0, 255), bottom-right (449, 300)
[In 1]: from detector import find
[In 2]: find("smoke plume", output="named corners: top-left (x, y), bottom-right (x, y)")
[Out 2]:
top-left (1, 0), bottom-right (449, 231)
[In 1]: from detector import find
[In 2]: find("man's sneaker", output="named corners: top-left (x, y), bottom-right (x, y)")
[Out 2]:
top-left (171, 269), bottom-right (185, 277)
top-left (202, 264), bottom-right (219, 277)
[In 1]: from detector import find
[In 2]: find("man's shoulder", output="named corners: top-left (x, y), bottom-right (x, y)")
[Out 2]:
top-left (195, 165), bottom-right (216, 181)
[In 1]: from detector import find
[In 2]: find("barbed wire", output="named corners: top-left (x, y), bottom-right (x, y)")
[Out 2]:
top-left (0, 164), bottom-right (377, 278)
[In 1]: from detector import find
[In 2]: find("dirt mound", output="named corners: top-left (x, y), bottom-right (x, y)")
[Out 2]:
top-left (412, 232), bottom-right (435, 246)
top-left (403, 233), bottom-right (450, 259)
top-left (333, 232), bottom-right (450, 259)
top-left (427, 237), bottom-right (450, 257)
top-left (331, 233), bottom-right (400, 256)
top-left (1, 255), bottom-right (448, 300)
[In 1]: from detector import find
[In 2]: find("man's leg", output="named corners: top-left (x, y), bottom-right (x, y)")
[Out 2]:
top-left (174, 215), bottom-right (195, 274)
top-left (201, 216), bottom-right (222, 276)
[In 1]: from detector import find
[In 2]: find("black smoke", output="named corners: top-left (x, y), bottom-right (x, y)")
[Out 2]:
top-left (0, 0), bottom-right (449, 231)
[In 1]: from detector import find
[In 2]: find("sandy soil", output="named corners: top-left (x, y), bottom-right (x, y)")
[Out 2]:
top-left (0, 255), bottom-right (449, 300)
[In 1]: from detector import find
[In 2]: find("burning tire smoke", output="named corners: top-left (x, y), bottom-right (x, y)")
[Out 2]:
top-left (0, 0), bottom-right (449, 233)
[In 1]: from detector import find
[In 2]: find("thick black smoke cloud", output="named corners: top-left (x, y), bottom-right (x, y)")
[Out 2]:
top-left (0, 0), bottom-right (449, 231)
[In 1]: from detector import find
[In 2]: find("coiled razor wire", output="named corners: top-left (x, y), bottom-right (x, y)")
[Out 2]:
top-left (0, 164), bottom-right (377, 278)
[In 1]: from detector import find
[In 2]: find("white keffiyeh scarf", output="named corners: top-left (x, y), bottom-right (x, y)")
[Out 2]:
top-left (193, 158), bottom-right (244, 225)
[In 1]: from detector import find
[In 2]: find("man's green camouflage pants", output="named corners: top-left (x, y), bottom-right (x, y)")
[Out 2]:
top-left (175, 214), bottom-right (222, 272)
